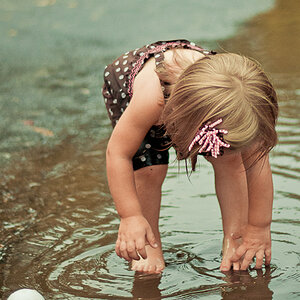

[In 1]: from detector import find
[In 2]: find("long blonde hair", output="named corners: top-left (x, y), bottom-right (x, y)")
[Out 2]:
top-left (159, 52), bottom-right (278, 170)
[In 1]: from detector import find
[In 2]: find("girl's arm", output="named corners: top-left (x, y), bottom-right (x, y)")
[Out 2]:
top-left (106, 62), bottom-right (164, 261)
top-left (207, 152), bottom-right (249, 271)
top-left (231, 152), bottom-right (273, 270)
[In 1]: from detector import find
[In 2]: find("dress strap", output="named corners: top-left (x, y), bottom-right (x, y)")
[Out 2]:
top-left (154, 50), bottom-right (165, 67)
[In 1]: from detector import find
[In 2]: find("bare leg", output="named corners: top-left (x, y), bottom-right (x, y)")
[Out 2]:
top-left (131, 164), bottom-right (168, 273)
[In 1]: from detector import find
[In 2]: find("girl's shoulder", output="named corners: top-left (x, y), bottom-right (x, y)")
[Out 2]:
top-left (134, 47), bottom-right (205, 95)
top-left (133, 56), bottom-right (165, 107)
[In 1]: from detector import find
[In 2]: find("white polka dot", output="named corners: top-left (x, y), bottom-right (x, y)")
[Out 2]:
top-left (157, 154), bottom-right (162, 159)
top-left (123, 82), bottom-right (127, 87)
top-left (119, 75), bottom-right (124, 80)
top-left (162, 42), bottom-right (166, 45)
top-left (132, 62), bottom-right (136, 67)
top-left (126, 102), bottom-right (129, 107)
top-left (133, 50), bottom-right (137, 55)
top-left (121, 107), bottom-right (124, 112)
top-left (150, 45), bottom-right (155, 49)
top-left (109, 108), bottom-right (113, 116)
top-left (154, 54), bottom-right (160, 58)
top-left (155, 61), bottom-right (160, 65)
top-left (116, 67), bottom-right (121, 72)
top-left (203, 50), bottom-right (210, 55)
top-left (104, 71), bottom-right (110, 77)
top-left (121, 92), bottom-right (126, 99)
top-left (124, 67), bottom-right (128, 72)
top-left (139, 52), bottom-right (145, 56)
top-left (113, 99), bottom-right (117, 104)
top-left (108, 80), bottom-right (111, 85)
top-left (104, 98), bottom-right (107, 103)
top-left (123, 55), bottom-right (128, 59)
top-left (190, 42), bottom-right (196, 46)
top-left (125, 51), bottom-right (129, 55)
top-left (145, 144), bottom-right (151, 149)
top-left (115, 60), bottom-right (119, 66)
top-left (123, 60), bottom-right (128, 65)
top-left (140, 156), bottom-right (146, 162)
top-left (115, 120), bottom-right (118, 124)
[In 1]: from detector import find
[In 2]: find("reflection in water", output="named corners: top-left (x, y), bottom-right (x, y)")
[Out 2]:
top-left (1, 0), bottom-right (300, 299)
top-left (132, 274), bottom-right (162, 299)
top-left (221, 268), bottom-right (275, 300)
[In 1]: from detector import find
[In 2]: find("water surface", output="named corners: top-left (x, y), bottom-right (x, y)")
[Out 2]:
top-left (1, 0), bottom-right (299, 299)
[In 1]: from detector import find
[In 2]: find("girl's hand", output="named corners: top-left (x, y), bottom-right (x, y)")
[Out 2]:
top-left (115, 215), bottom-right (158, 261)
top-left (230, 224), bottom-right (271, 270)
top-left (220, 235), bottom-right (243, 271)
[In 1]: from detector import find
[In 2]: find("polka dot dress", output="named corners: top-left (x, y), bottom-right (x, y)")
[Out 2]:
top-left (102, 39), bottom-right (216, 170)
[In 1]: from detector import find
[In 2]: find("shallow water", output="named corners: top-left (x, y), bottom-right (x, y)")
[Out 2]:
top-left (1, 0), bottom-right (300, 299)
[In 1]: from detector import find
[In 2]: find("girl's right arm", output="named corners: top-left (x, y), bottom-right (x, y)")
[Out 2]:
top-left (106, 62), bottom-right (164, 261)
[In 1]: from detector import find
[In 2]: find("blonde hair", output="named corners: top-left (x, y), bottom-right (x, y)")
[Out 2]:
top-left (159, 52), bottom-right (278, 170)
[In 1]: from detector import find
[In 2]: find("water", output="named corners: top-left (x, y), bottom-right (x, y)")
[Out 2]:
top-left (1, 0), bottom-right (299, 299)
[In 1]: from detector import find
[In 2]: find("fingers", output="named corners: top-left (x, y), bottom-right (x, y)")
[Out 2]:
top-left (115, 237), bottom-right (148, 261)
top-left (233, 261), bottom-right (240, 271)
top-left (265, 248), bottom-right (271, 266)
top-left (136, 239), bottom-right (147, 259)
top-left (127, 240), bottom-right (140, 261)
top-left (120, 240), bottom-right (131, 262)
top-left (220, 257), bottom-right (232, 272)
top-left (240, 250), bottom-right (255, 270)
top-left (115, 238), bottom-right (121, 258)
top-left (254, 250), bottom-right (264, 269)
top-left (146, 227), bottom-right (158, 249)
top-left (231, 244), bottom-right (247, 262)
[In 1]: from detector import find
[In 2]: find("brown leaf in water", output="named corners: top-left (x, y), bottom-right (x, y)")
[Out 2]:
top-left (23, 120), bottom-right (34, 126)
top-left (22, 120), bottom-right (54, 137)
top-left (32, 126), bottom-right (54, 137)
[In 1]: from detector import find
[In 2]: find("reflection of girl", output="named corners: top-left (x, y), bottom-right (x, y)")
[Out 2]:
top-left (102, 40), bottom-right (278, 273)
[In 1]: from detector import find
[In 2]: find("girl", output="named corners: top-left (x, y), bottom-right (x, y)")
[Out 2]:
top-left (102, 40), bottom-right (278, 274)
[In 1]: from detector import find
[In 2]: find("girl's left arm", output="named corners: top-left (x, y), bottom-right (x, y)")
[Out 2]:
top-left (231, 152), bottom-right (273, 270)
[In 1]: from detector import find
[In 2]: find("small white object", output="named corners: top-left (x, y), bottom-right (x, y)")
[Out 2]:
top-left (8, 289), bottom-right (45, 300)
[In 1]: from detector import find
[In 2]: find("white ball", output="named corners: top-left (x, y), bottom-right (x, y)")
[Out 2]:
top-left (7, 289), bottom-right (45, 300)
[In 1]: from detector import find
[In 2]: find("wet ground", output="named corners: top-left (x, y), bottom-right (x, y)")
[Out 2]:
top-left (1, 0), bottom-right (300, 299)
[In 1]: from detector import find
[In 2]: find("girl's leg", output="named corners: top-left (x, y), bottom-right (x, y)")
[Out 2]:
top-left (131, 164), bottom-right (168, 273)
top-left (206, 152), bottom-right (248, 271)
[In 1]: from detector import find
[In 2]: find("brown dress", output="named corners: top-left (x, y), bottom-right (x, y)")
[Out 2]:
top-left (102, 39), bottom-right (216, 170)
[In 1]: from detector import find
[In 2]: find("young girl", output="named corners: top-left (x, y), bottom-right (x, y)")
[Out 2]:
top-left (102, 40), bottom-right (278, 274)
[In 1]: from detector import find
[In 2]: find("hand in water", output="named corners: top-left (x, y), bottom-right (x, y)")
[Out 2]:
top-left (230, 224), bottom-right (271, 270)
top-left (220, 235), bottom-right (243, 271)
top-left (115, 215), bottom-right (158, 261)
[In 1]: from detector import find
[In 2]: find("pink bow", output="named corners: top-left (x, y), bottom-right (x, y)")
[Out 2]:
top-left (188, 118), bottom-right (230, 158)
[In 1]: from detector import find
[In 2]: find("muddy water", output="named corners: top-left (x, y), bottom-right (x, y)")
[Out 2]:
top-left (1, 0), bottom-right (299, 299)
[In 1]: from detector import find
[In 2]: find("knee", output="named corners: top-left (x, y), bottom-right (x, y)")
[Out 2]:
top-left (134, 165), bottom-right (168, 187)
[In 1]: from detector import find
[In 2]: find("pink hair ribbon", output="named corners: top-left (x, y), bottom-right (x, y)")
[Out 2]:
top-left (188, 118), bottom-right (230, 158)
